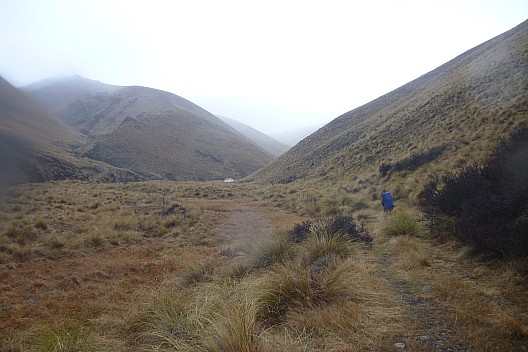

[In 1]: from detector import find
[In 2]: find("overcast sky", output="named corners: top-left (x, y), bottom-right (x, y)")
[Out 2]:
top-left (1, 1), bottom-right (527, 134)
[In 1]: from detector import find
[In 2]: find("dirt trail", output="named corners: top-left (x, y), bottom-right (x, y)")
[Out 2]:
top-left (0, 197), bottom-right (306, 335)
top-left (376, 251), bottom-right (468, 351)
top-left (363, 210), bottom-right (470, 351)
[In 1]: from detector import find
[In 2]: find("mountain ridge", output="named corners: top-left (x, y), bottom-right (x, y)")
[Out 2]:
top-left (24, 76), bottom-right (273, 180)
top-left (247, 20), bottom-right (528, 198)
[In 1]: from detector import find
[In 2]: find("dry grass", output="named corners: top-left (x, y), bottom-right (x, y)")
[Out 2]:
top-left (1, 180), bottom-right (527, 351)
top-left (380, 219), bottom-right (528, 351)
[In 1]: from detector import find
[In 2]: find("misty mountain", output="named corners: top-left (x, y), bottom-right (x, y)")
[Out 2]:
top-left (217, 115), bottom-right (290, 157)
top-left (22, 75), bottom-right (121, 112)
top-left (26, 78), bottom-right (273, 180)
top-left (270, 122), bottom-right (326, 146)
top-left (248, 20), bottom-right (528, 195)
top-left (0, 76), bottom-right (143, 186)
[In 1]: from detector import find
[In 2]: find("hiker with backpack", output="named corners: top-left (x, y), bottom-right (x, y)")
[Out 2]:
top-left (381, 191), bottom-right (394, 212)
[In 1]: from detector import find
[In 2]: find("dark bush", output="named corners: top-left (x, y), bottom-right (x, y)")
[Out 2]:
top-left (286, 214), bottom-right (373, 245)
top-left (286, 221), bottom-right (312, 243)
top-left (160, 203), bottom-right (186, 216)
top-left (422, 127), bottom-right (528, 258)
top-left (380, 145), bottom-right (448, 176)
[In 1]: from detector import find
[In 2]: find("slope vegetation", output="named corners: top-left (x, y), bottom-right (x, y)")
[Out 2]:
top-left (0, 76), bottom-right (141, 187)
top-left (26, 77), bottom-right (273, 180)
top-left (84, 111), bottom-right (272, 180)
top-left (249, 20), bottom-right (528, 198)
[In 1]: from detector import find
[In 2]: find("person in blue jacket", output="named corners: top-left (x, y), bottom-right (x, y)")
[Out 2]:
top-left (381, 191), bottom-right (394, 212)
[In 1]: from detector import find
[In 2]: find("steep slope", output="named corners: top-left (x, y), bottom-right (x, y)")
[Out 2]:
top-left (0, 76), bottom-right (142, 186)
top-left (54, 85), bottom-right (223, 137)
top-left (218, 115), bottom-right (290, 157)
top-left (45, 84), bottom-right (273, 180)
top-left (84, 111), bottom-right (272, 180)
top-left (249, 20), bottom-right (528, 194)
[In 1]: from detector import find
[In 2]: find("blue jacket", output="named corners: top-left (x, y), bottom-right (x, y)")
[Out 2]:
top-left (381, 192), bottom-right (394, 207)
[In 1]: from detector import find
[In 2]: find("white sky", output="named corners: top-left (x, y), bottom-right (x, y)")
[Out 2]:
top-left (0, 0), bottom-right (527, 134)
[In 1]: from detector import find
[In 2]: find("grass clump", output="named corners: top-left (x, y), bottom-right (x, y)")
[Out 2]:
top-left (128, 290), bottom-right (204, 350)
top-left (381, 212), bottom-right (423, 237)
top-left (29, 324), bottom-right (98, 352)
top-left (250, 235), bottom-right (293, 269)
top-left (261, 259), bottom-right (352, 322)
top-left (208, 298), bottom-right (264, 352)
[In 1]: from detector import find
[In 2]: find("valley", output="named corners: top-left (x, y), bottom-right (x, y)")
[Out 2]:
top-left (0, 18), bottom-right (527, 352)
top-left (0, 181), bottom-right (526, 351)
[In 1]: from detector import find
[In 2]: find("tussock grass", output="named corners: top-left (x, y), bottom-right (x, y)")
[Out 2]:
top-left (28, 324), bottom-right (98, 352)
top-left (250, 234), bottom-right (293, 269)
top-left (381, 211), bottom-right (423, 237)
top-left (262, 258), bottom-right (353, 319)
top-left (128, 290), bottom-right (204, 350)
top-left (303, 231), bottom-right (351, 263)
top-left (207, 298), bottom-right (264, 352)
top-left (3, 179), bottom-right (527, 351)
top-left (389, 236), bottom-right (431, 270)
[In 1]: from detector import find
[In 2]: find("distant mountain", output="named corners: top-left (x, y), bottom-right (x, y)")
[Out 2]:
top-left (22, 75), bottom-right (121, 112)
top-left (217, 115), bottom-right (290, 157)
top-left (249, 20), bottom-right (528, 196)
top-left (83, 109), bottom-right (272, 180)
top-left (25, 78), bottom-right (272, 180)
top-left (270, 122), bottom-right (326, 146)
top-left (0, 76), bottom-right (142, 187)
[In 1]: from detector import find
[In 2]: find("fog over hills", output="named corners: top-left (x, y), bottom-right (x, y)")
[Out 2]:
top-left (23, 76), bottom-right (273, 181)
top-left (22, 75), bottom-right (122, 112)
top-left (217, 115), bottom-right (290, 157)
top-left (248, 20), bottom-right (528, 193)
top-left (270, 122), bottom-right (326, 147)
top-left (0, 76), bottom-right (143, 186)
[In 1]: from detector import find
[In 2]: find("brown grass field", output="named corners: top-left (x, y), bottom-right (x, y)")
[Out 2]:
top-left (0, 180), bottom-right (527, 351)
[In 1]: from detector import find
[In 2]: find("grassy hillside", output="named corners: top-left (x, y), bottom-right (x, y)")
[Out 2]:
top-left (218, 115), bottom-right (290, 157)
top-left (249, 20), bottom-right (528, 202)
top-left (26, 80), bottom-right (273, 181)
top-left (54, 85), bottom-right (224, 137)
top-left (0, 77), bottom-right (142, 186)
top-left (0, 76), bottom-right (143, 187)
top-left (84, 111), bottom-right (272, 180)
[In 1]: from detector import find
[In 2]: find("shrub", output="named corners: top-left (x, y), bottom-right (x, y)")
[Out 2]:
top-left (380, 145), bottom-right (448, 176)
top-left (422, 126), bottom-right (528, 257)
top-left (286, 215), bottom-right (372, 245)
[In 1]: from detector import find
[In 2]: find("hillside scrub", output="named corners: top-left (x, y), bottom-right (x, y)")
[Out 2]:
top-left (422, 126), bottom-right (528, 258)
top-left (286, 214), bottom-right (373, 245)
top-left (379, 145), bottom-right (448, 176)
